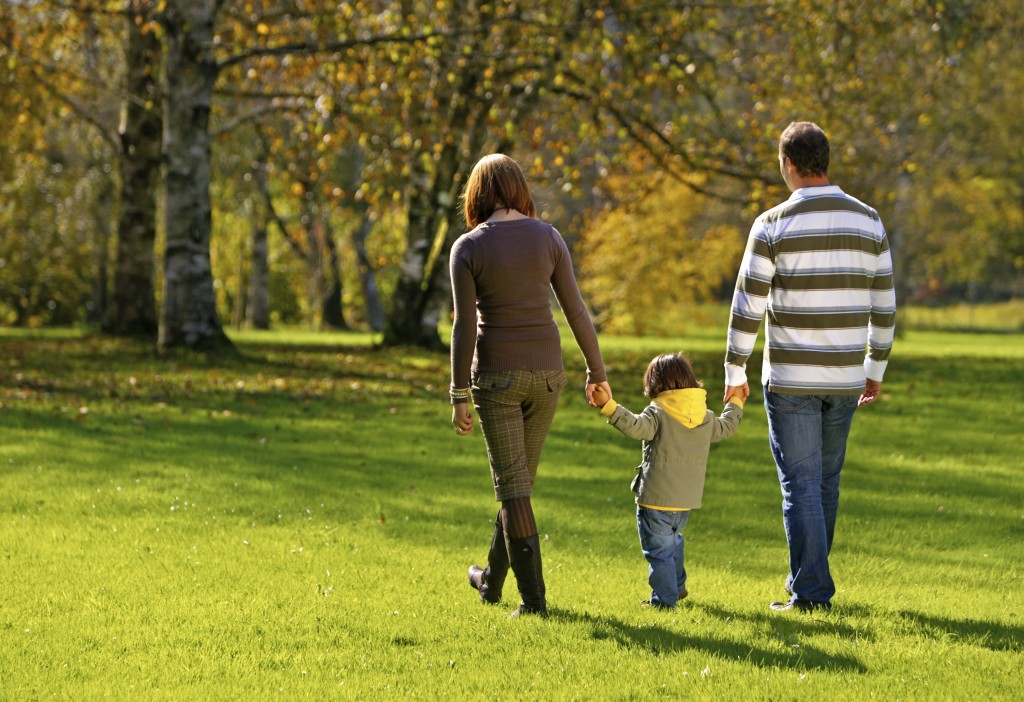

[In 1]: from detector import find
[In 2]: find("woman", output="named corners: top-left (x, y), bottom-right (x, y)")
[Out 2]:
top-left (449, 153), bottom-right (611, 617)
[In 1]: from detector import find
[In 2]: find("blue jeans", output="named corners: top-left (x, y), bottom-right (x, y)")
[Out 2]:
top-left (764, 386), bottom-right (859, 606)
top-left (637, 506), bottom-right (690, 607)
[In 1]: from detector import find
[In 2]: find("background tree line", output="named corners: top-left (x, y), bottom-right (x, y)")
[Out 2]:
top-left (1, 0), bottom-right (1021, 349)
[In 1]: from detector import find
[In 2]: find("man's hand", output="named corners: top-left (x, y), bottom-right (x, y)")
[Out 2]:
top-left (587, 381), bottom-right (612, 408)
top-left (858, 379), bottom-right (881, 407)
top-left (724, 383), bottom-right (750, 404)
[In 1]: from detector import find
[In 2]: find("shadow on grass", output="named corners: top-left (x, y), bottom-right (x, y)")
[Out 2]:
top-left (549, 607), bottom-right (868, 672)
top-left (896, 610), bottom-right (1023, 652)
top-left (697, 601), bottom-right (876, 640)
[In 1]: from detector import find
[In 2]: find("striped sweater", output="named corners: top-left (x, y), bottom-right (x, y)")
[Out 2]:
top-left (725, 185), bottom-right (896, 395)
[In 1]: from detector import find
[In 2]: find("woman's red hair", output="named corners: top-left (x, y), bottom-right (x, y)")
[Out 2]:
top-left (460, 154), bottom-right (536, 228)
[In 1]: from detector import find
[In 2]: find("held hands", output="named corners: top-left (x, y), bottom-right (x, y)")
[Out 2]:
top-left (452, 403), bottom-right (474, 435)
top-left (858, 379), bottom-right (881, 407)
top-left (588, 381), bottom-right (612, 409)
top-left (723, 383), bottom-right (750, 404)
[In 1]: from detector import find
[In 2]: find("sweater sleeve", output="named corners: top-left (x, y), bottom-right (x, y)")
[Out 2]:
top-left (449, 236), bottom-right (477, 401)
top-left (865, 226), bottom-right (896, 382)
top-left (548, 227), bottom-right (606, 383)
top-left (724, 218), bottom-right (774, 387)
top-left (708, 400), bottom-right (743, 444)
top-left (607, 404), bottom-right (659, 441)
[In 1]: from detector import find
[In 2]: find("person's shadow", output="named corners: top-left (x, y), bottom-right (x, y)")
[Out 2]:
top-left (894, 609), bottom-right (1022, 652)
top-left (548, 601), bottom-right (1022, 669)
top-left (548, 603), bottom-right (869, 672)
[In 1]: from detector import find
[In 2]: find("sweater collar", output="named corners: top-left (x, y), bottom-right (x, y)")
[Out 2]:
top-left (789, 185), bottom-right (843, 200)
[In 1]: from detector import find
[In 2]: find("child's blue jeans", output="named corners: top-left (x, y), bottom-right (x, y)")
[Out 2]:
top-left (637, 506), bottom-right (690, 607)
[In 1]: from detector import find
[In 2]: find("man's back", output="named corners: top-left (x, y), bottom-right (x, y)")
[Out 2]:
top-left (726, 185), bottom-right (895, 395)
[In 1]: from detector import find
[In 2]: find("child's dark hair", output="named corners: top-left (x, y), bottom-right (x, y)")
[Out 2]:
top-left (643, 352), bottom-right (701, 399)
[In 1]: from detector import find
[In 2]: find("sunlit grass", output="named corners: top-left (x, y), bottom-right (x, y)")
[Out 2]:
top-left (902, 299), bottom-right (1024, 332)
top-left (1, 325), bottom-right (1022, 699)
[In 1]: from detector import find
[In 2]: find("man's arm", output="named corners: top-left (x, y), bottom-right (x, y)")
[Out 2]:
top-left (858, 378), bottom-right (881, 407)
top-left (864, 227), bottom-right (896, 391)
top-left (725, 220), bottom-right (774, 391)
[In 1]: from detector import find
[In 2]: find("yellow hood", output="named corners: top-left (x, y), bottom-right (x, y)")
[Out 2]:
top-left (652, 388), bottom-right (707, 429)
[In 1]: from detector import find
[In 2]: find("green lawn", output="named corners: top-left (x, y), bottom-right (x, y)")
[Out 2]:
top-left (1, 327), bottom-right (1021, 700)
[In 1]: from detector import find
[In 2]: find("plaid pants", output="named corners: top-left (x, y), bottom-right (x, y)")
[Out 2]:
top-left (472, 369), bottom-right (567, 501)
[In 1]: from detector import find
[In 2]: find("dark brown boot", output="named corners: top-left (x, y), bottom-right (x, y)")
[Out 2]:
top-left (467, 514), bottom-right (509, 604)
top-left (508, 534), bottom-right (547, 617)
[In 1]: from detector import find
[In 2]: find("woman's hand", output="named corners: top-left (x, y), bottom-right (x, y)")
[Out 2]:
top-left (452, 403), bottom-right (474, 435)
top-left (586, 381), bottom-right (612, 408)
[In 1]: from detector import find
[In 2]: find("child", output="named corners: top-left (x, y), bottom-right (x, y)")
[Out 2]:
top-left (592, 352), bottom-right (743, 609)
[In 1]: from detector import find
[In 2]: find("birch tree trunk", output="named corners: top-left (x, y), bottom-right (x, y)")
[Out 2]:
top-left (103, 2), bottom-right (161, 337)
top-left (158, 0), bottom-right (231, 350)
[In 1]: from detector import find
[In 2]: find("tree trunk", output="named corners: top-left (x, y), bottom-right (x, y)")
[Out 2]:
top-left (321, 221), bottom-right (349, 330)
top-left (232, 223), bottom-right (247, 330)
top-left (351, 213), bottom-right (385, 332)
top-left (158, 0), bottom-right (231, 350)
top-left (89, 175), bottom-right (112, 326)
top-left (103, 2), bottom-right (161, 338)
top-left (381, 169), bottom-right (448, 349)
top-left (381, 105), bottom-right (485, 349)
top-left (247, 216), bottom-right (270, 330)
top-left (379, 11), bottom-right (497, 348)
top-left (302, 214), bottom-right (324, 329)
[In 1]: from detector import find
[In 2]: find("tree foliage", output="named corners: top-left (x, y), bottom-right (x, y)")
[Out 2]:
top-left (579, 168), bottom-right (744, 336)
top-left (1, 0), bottom-right (1022, 340)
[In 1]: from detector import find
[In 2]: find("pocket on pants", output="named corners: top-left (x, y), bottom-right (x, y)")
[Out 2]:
top-left (545, 370), bottom-right (568, 392)
top-left (765, 390), bottom-right (815, 413)
top-left (472, 370), bottom-right (515, 393)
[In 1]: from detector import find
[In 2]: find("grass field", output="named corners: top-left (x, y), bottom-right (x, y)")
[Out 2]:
top-left (1, 325), bottom-right (1022, 700)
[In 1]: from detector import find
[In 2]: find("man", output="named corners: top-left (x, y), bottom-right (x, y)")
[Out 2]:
top-left (724, 122), bottom-right (896, 611)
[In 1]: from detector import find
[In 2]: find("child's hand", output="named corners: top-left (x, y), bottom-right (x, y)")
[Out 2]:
top-left (591, 383), bottom-right (610, 408)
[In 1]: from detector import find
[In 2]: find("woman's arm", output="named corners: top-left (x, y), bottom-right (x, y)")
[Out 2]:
top-left (548, 228), bottom-right (606, 385)
top-left (449, 237), bottom-right (478, 394)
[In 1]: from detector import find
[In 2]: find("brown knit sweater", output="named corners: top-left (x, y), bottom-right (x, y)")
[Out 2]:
top-left (449, 217), bottom-right (606, 401)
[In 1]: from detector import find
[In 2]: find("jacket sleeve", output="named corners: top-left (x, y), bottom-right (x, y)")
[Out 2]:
top-left (607, 403), bottom-right (659, 441)
top-left (708, 401), bottom-right (743, 444)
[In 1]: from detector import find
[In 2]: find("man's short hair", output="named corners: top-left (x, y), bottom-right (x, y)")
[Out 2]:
top-left (779, 122), bottom-right (829, 177)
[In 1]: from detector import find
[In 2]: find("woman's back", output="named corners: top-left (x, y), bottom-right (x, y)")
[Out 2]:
top-left (450, 217), bottom-right (600, 385)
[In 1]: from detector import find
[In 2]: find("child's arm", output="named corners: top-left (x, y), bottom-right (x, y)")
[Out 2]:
top-left (602, 402), bottom-right (659, 441)
top-left (592, 384), bottom-right (658, 440)
top-left (709, 396), bottom-right (744, 443)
